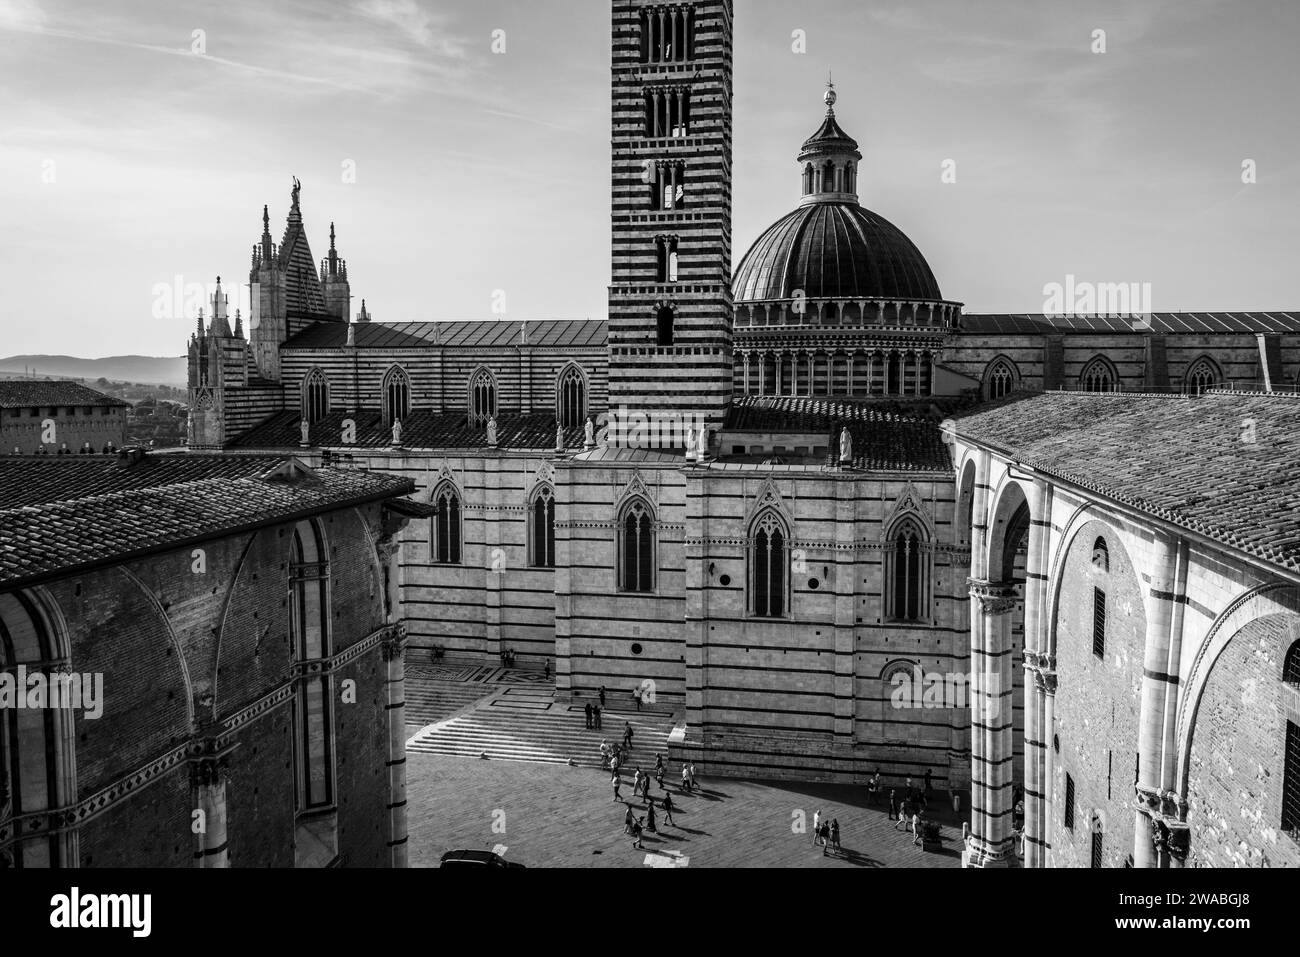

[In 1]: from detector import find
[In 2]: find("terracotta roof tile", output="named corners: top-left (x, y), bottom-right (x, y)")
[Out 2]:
top-left (0, 380), bottom-right (130, 408)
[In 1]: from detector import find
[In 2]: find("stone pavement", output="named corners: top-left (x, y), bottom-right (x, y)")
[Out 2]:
top-left (406, 752), bottom-right (966, 868)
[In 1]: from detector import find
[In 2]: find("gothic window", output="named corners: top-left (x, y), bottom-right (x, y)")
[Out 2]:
top-left (0, 590), bottom-right (73, 867)
top-left (1091, 536), bottom-right (1110, 571)
top-left (657, 237), bottom-right (680, 283)
top-left (1184, 356), bottom-right (1220, 395)
top-left (302, 368), bottom-right (329, 424)
top-left (640, 5), bottom-right (693, 63)
top-left (749, 510), bottom-right (789, 618)
top-left (468, 368), bottom-right (497, 428)
top-left (644, 87), bottom-right (690, 138)
top-left (1080, 356), bottom-right (1118, 393)
top-left (1093, 587), bottom-right (1107, 659)
top-left (984, 358), bottom-right (1018, 401)
top-left (618, 497), bottom-right (655, 593)
top-left (1283, 721), bottom-right (1300, 836)
top-left (886, 518), bottom-right (929, 621)
top-left (381, 366), bottom-right (411, 426)
top-left (430, 482), bottom-right (463, 565)
top-left (290, 520), bottom-right (333, 813)
top-left (556, 365), bottom-right (587, 430)
top-left (529, 485), bottom-right (556, 569)
top-left (657, 306), bottom-right (675, 347)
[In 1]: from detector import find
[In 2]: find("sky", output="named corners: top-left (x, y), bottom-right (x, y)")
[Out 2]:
top-left (1, 0), bottom-right (1297, 358)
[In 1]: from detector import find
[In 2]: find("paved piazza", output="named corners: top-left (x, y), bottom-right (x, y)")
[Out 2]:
top-left (404, 673), bottom-right (966, 868)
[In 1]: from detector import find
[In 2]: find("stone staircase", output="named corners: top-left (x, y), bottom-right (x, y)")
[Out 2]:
top-left (404, 682), bottom-right (497, 726)
top-left (406, 686), bottom-right (674, 769)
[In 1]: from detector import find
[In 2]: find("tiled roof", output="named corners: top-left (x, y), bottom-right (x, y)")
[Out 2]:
top-left (951, 391), bottom-right (1300, 574)
top-left (0, 454), bottom-right (414, 588)
top-left (726, 395), bottom-right (966, 471)
top-left (960, 312), bottom-right (1300, 335)
top-left (0, 380), bottom-right (130, 408)
top-left (229, 410), bottom-right (586, 452)
top-left (283, 318), bottom-right (607, 351)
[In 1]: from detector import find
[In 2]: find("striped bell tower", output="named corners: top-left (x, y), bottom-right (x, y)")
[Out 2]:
top-left (608, 0), bottom-right (734, 443)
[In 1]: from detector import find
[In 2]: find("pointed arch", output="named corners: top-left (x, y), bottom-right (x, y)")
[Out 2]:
top-left (656, 304), bottom-right (676, 347)
top-left (528, 482), bottom-right (556, 569)
top-left (1183, 354), bottom-right (1221, 395)
top-left (428, 478), bottom-right (463, 565)
top-left (556, 362), bottom-right (588, 430)
top-left (983, 356), bottom-right (1020, 401)
top-left (885, 515), bottom-right (931, 622)
top-left (289, 519), bottom-right (335, 814)
top-left (467, 366), bottom-right (497, 428)
top-left (617, 495), bottom-right (656, 593)
top-left (381, 365), bottom-right (411, 426)
top-left (301, 367), bottom-right (330, 424)
top-left (749, 507), bottom-right (790, 618)
top-left (1079, 355), bottom-right (1119, 393)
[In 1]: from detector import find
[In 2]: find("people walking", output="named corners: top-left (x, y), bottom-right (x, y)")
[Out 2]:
top-left (893, 794), bottom-right (906, 830)
top-left (633, 685), bottom-right (642, 712)
top-left (633, 767), bottom-right (644, 798)
top-left (646, 800), bottom-right (657, 833)
top-left (681, 764), bottom-right (691, 792)
top-left (688, 762), bottom-right (697, 792)
top-left (654, 761), bottom-right (665, 791)
top-left (584, 702), bottom-right (593, 729)
top-left (924, 769), bottom-right (933, 798)
top-left (623, 722), bottom-right (634, 751)
top-left (631, 817), bottom-right (645, 850)
top-left (612, 772), bottom-right (622, 801)
top-left (623, 804), bottom-right (635, 834)
top-left (593, 704), bottom-right (602, 729)
top-left (642, 774), bottom-right (653, 804)
top-left (599, 685), bottom-right (606, 708)
top-left (662, 792), bottom-right (676, 826)
top-left (911, 808), bottom-right (922, 846)
top-left (830, 819), bottom-right (841, 852)
top-left (813, 809), bottom-right (822, 845)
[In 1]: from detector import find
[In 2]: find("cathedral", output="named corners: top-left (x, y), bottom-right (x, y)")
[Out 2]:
top-left (181, 0), bottom-right (1300, 867)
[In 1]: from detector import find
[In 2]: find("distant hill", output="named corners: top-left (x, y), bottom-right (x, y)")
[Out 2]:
top-left (0, 355), bottom-right (187, 389)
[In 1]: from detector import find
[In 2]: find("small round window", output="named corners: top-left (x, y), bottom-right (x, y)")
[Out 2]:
top-left (808, 578), bottom-right (820, 590)
top-left (631, 643), bottom-right (643, 656)
top-left (719, 574), bottom-right (731, 586)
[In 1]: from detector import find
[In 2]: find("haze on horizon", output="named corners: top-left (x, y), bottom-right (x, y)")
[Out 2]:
top-left (1, 0), bottom-right (1297, 358)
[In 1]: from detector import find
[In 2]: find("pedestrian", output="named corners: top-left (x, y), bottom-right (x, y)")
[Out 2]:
top-left (681, 764), bottom-right (691, 792)
top-left (924, 769), bottom-right (933, 798)
top-left (633, 685), bottom-right (642, 712)
top-left (654, 753), bottom-right (664, 774)
top-left (655, 764), bottom-right (665, 791)
top-left (633, 767), bottom-right (644, 797)
top-left (830, 819), bottom-right (841, 852)
top-left (812, 809), bottom-right (822, 845)
top-left (612, 772), bottom-right (622, 801)
top-left (911, 808), bottom-right (922, 846)
top-left (623, 722), bottom-right (634, 751)
top-left (819, 821), bottom-right (830, 855)
top-left (631, 818), bottom-right (645, 850)
top-left (688, 762), bottom-right (697, 791)
top-left (643, 774), bottom-right (653, 804)
top-left (888, 788), bottom-right (899, 823)
top-left (662, 792), bottom-right (676, 826)
top-left (544, 658), bottom-right (550, 678)
top-left (623, 804), bottom-right (635, 834)
top-left (951, 788), bottom-right (961, 814)
top-left (599, 685), bottom-right (606, 708)
top-left (584, 702), bottom-right (593, 729)
top-left (866, 769), bottom-right (882, 806)
top-left (647, 800), bottom-right (657, 833)
top-left (894, 795), bottom-right (907, 830)
top-left (594, 704), bottom-right (602, 730)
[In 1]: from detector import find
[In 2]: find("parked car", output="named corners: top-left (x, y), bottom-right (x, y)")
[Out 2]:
top-left (438, 849), bottom-right (525, 868)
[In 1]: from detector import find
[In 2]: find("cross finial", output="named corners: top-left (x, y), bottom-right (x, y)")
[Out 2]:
top-left (824, 73), bottom-right (837, 111)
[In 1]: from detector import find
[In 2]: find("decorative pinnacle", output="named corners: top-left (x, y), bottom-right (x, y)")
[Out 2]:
top-left (824, 73), bottom-right (836, 112)
top-left (262, 205), bottom-right (269, 231)
top-left (330, 221), bottom-right (336, 250)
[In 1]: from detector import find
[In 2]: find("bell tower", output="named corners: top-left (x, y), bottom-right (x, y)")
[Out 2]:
top-left (607, 0), bottom-right (734, 442)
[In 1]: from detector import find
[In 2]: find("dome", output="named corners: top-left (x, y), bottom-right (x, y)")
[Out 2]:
top-left (732, 201), bottom-right (943, 303)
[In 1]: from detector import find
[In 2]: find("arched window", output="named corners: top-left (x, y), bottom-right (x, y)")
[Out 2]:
top-left (557, 365), bottom-right (587, 430)
top-left (1093, 586), bottom-right (1107, 659)
top-left (1283, 720), bottom-right (1300, 835)
top-left (1080, 356), bottom-right (1118, 393)
top-left (302, 368), bottom-right (329, 424)
top-left (1184, 356), bottom-right (1220, 395)
top-left (886, 518), bottom-right (929, 621)
top-left (618, 497), bottom-right (655, 593)
top-left (0, 590), bottom-right (75, 867)
top-left (1283, 638), bottom-right (1300, 686)
top-left (529, 485), bottom-right (556, 568)
top-left (290, 521), bottom-right (333, 814)
top-left (430, 482), bottom-right (462, 565)
top-left (468, 368), bottom-right (497, 428)
top-left (803, 164), bottom-right (814, 195)
top-left (985, 358), bottom-right (1018, 401)
top-left (749, 510), bottom-right (789, 618)
top-left (381, 366), bottom-right (411, 426)
top-left (1091, 536), bottom-right (1110, 572)
top-left (657, 306), bottom-right (675, 347)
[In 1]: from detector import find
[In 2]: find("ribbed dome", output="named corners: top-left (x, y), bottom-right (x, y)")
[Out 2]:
top-left (732, 202), bottom-right (942, 303)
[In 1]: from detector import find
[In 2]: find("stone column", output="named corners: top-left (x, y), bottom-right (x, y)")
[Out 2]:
top-left (966, 578), bottom-right (1020, 867)
top-left (191, 751), bottom-right (232, 868)
top-left (382, 626), bottom-right (409, 867)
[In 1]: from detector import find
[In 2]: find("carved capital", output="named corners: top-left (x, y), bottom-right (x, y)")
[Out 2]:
top-left (189, 754), bottom-right (228, 790)
top-left (968, 578), bottom-right (1020, 616)
top-left (381, 625), bottom-right (408, 663)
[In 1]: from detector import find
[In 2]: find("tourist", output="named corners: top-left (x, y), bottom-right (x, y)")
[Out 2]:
top-left (951, 788), bottom-right (961, 814)
top-left (600, 739), bottom-right (611, 766)
top-left (924, 769), bottom-right (934, 798)
top-left (624, 804), bottom-right (635, 834)
top-left (612, 772), bottom-right (622, 801)
top-left (681, 764), bottom-right (691, 792)
top-left (585, 702), bottom-right (593, 729)
top-left (812, 809), bottom-right (822, 845)
top-left (911, 808), bottom-right (922, 846)
top-left (655, 763), bottom-right (665, 791)
top-left (593, 704), bottom-right (602, 730)
top-left (688, 762), bottom-right (698, 791)
top-left (631, 817), bottom-right (645, 850)
top-left (544, 659), bottom-right (551, 678)
top-left (646, 799), bottom-right (657, 833)
top-left (642, 773), bottom-right (653, 804)
top-left (623, 722), bottom-right (634, 751)
top-left (662, 792), bottom-right (676, 826)
top-left (654, 753), bottom-right (664, 774)
top-left (819, 820), bottom-right (831, 855)
top-left (633, 685), bottom-right (642, 712)
top-left (867, 769), bottom-right (882, 805)
top-left (599, 685), bottom-right (606, 708)
top-left (894, 795), bottom-right (908, 830)
top-left (633, 767), bottom-right (644, 797)
top-left (830, 819), bottom-right (841, 851)
top-left (888, 788), bottom-right (899, 823)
